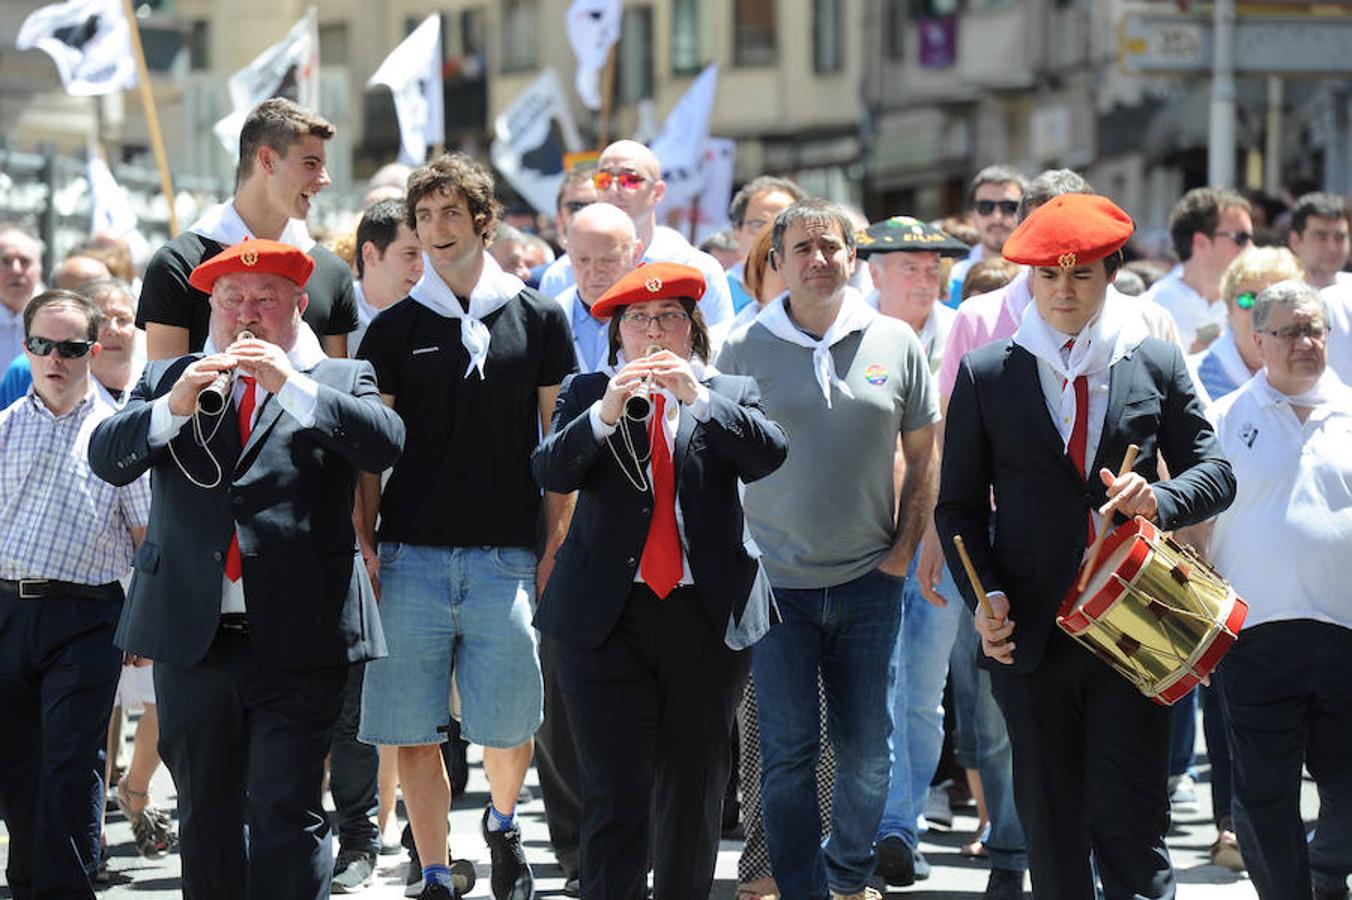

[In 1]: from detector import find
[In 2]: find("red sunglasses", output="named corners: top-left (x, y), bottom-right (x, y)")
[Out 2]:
top-left (593, 170), bottom-right (648, 191)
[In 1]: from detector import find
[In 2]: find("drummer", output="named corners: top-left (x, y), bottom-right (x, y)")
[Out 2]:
top-left (935, 193), bottom-right (1235, 900)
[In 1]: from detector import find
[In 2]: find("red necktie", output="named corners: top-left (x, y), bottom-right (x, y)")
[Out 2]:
top-left (1062, 341), bottom-right (1094, 542)
top-left (223, 376), bottom-right (256, 583)
top-left (640, 394), bottom-right (683, 598)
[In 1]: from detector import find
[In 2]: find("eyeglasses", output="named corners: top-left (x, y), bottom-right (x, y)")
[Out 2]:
top-left (618, 311), bottom-right (690, 331)
top-left (1235, 291), bottom-right (1257, 310)
top-left (1213, 230), bottom-right (1253, 247)
top-left (1259, 322), bottom-right (1328, 342)
top-left (593, 170), bottom-right (648, 191)
top-left (562, 200), bottom-right (594, 214)
top-left (25, 335), bottom-right (94, 358)
top-left (214, 292), bottom-right (291, 312)
top-left (974, 199), bottom-right (1020, 217)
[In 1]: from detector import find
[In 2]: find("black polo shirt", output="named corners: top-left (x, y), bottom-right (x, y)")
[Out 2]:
top-left (136, 232), bottom-right (359, 351)
top-left (357, 288), bottom-right (576, 548)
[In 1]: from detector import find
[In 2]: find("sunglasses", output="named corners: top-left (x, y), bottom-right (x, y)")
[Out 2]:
top-left (1235, 291), bottom-right (1257, 310)
top-left (974, 199), bottom-right (1020, 217)
top-left (562, 200), bottom-right (594, 214)
top-left (593, 170), bottom-right (648, 191)
top-left (1213, 230), bottom-right (1253, 247)
top-left (25, 335), bottom-right (94, 358)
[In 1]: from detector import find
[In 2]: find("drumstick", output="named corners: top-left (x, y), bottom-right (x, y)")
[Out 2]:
top-left (1077, 443), bottom-right (1141, 592)
top-left (952, 535), bottom-right (996, 621)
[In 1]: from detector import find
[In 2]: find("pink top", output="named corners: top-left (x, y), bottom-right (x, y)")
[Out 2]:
top-left (938, 268), bottom-right (1032, 400)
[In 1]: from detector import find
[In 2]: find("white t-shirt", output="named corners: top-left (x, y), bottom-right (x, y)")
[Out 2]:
top-left (1144, 271), bottom-right (1226, 351)
top-left (1320, 282), bottom-right (1352, 385)
top-left (1209, 371), bottom-right (1352, 630)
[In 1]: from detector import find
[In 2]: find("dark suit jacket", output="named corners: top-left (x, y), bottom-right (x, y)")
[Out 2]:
top-left (532, 371), bottom-right (788, 651)
top-left (935, 337), bottom-right (1235, 674)
top-left (88, 355), bottom-right (405, 670)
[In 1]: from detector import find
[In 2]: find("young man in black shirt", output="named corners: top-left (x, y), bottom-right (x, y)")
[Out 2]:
top-left (357, 153), bottom-right (575, 900)
top-left (136, 98), bottom-right (357, 360)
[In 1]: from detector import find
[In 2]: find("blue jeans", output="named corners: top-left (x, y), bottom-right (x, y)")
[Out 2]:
top-left (877, 556), bottom-right (963, 847)
top-left (1224, 620), bottom-right (1352, 897)
top-left (949, 610), bottom-right (1029, 872)
top-left (754, 567), bottom-right (905, 899)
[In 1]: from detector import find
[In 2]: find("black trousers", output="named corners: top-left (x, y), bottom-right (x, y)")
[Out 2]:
top-left (554, 585), bottom-right (751, 900)
top-left (0, 587), bottom-right (122, 900)
top-left (154, 630), bottom-right (348, 900)
top-left (536, 634), bottom-right (583, 880)
top-left (1223, 620), bottom-right (1352, 899)
top-left (329, 662), bottom-right (379, 855)
top-left (990, 630), bottom-right (1175, 900)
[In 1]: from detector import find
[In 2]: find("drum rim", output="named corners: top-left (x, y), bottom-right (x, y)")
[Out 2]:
top-left (1056, 516), bottom-right (1157, 632)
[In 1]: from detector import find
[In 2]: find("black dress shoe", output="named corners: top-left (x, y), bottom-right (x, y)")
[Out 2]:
top-left (984, 867), bottom-right (1027, 900)
top-left (875, 835), bottom-right (916, 887)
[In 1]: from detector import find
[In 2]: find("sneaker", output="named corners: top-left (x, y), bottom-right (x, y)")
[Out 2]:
top-left (913, 848), bottom-right (932, 880)
top-left (403, 826), bottom-right (423, 898)
top-left (1209, 820), bottom-right (1244, 872)
top-left (830, 889), bottom-right (882, 900)
top-left (333, 849), bottom-right (377, 893)
top-left (1168, 773), bottom-right (1197, 807)
top-left (410, 861), bottom-right (477, 899)
top-left (984, 867), bottom-right (1026, 900)
top-left (481, 806), bottom-right (534, 900)
top-left (924, 781), bottom-right (955, 829)
top-left (874, 835), bottom-right (916, 887)
top-left (420, 885), bottom-right (454, 900)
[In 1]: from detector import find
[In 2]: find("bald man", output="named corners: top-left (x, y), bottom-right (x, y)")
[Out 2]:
top-left (554, 203), bottom-right (643, 374)
top-left (51, 255), bottom-right (112, 292)
top-left (538, 140), bottom-right (734, 327)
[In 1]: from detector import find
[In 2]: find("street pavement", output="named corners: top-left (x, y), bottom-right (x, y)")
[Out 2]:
top-left (0, 710), bottom-right (1317, 898)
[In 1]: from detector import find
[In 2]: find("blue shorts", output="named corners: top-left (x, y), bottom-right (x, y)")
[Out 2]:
top-left (359, 544), bottom-right (542, 748)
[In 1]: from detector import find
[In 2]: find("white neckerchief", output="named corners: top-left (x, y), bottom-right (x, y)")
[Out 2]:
top-left (188, 201), bottom-right (317, 253)
top-left (754, 286), bottom-right (877, 409)
top-left (1013, 292), bottom-right (1148, 450)
top-left (1252, 368), bottom-right (1346, 409)
top-left (203, 320), bottom-right (327, 373)
top-left (409, 252), bottom-right (524, 380)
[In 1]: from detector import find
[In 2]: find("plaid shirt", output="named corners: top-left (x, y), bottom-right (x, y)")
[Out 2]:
top-left (0, 385), bottom-right (150, 584)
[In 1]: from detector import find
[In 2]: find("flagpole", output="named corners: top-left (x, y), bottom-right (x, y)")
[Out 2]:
top-left (597, 44), bottom-right (617, 151)
top-left (121, 0), bottom-right (178, 235)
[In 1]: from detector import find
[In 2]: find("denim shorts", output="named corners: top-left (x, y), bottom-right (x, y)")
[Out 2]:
top-left (359, 544), bottom-right (542, 748)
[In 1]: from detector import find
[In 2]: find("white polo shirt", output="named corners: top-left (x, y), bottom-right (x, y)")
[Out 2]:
top-left (1143, 271), bottom-right (1226, 351)
top-left (1319, 282), bottom-right (1352, 385)
top-left (1209, 370), bottom-right (1352, 630)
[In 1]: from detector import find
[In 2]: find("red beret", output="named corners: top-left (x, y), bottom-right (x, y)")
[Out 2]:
top-left (589, 262), bottom-right (706, 321)
top-left (1002, 194), bottom-right (1134, 270)
top-left (188, 238), bottom-right (316, 294)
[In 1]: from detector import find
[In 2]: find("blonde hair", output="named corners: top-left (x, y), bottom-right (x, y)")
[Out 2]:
top-left (1219, 247), bottom-right (1307, 305)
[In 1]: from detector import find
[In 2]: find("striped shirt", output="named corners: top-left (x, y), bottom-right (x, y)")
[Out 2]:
top-left (0, 386), bottom-right (150, 585)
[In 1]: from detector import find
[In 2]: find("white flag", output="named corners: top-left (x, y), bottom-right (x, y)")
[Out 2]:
top-left (565, 0), bottom-right (621, 111)
top-left (16, 0), bottom-right (136, 96)
top-left (88, 154), bottom-right (137, 236)
top-left (490, 69), bottom-right (584, 216)
top-left (658, 138), bottom-right (736, 245)
top-left (368, 15), bottom-right (445, 167)
top-left (649, 63), bottom-right (718, 180)
top-left (213, 8), bottom-right (321, 158)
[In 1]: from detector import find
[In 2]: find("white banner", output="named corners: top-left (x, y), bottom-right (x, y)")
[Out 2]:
top-left (490, 69), bottom-right (584, 216)
top-left (88, 153), bottom-right (137, 236)
top-left (649, 63), bottom-right (718, 182)
top-left (213, 8), bottom-right (321, 158)
top-left (658, 137), bottom-right (736, 246)
top-left (16, 0), bottom-right (136, 96)
top-left (368, 15), bottom-right (445, 167)
top-left (565, 0), bottom-right (621, 111)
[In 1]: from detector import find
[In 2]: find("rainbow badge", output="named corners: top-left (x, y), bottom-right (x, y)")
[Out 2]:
top-left (864, 364), bottom-right (888, 386)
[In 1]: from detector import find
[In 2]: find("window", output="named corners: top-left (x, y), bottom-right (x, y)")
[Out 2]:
top-left (501, 0), bottom-right (537, 73)
top-left (733, 0), bottom-right (777, 67)
top-left (318, 23), bottom-right (348, 67)
top-left (672, 0), bottom-right (707, 75)
top-left (617, 7), bottom-right (654, 104)
top-left (813, 0), bottom-right (843, 73)
top-left (461, 9), bottom-right (486, 58)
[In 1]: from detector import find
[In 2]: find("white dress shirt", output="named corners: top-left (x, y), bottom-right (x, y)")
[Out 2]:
top-left (1034, 332), bottom-right (1111, 473)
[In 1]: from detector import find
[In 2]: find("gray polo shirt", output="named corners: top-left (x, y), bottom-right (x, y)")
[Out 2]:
top-left (717, 314), bottom-right (939, 589)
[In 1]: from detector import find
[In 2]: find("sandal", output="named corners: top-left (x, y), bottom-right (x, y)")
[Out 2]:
top-left (115, 780), bottom-right (175, 858)
top-left (736, 877), bottom-right (780, 900)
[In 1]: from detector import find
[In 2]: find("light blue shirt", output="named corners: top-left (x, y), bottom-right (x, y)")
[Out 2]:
top-left (565, 287), bottom-right (611, 374)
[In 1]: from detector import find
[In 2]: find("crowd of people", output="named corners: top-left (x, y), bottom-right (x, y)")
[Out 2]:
top-left (1, 95), bottom-right (1351, 900)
